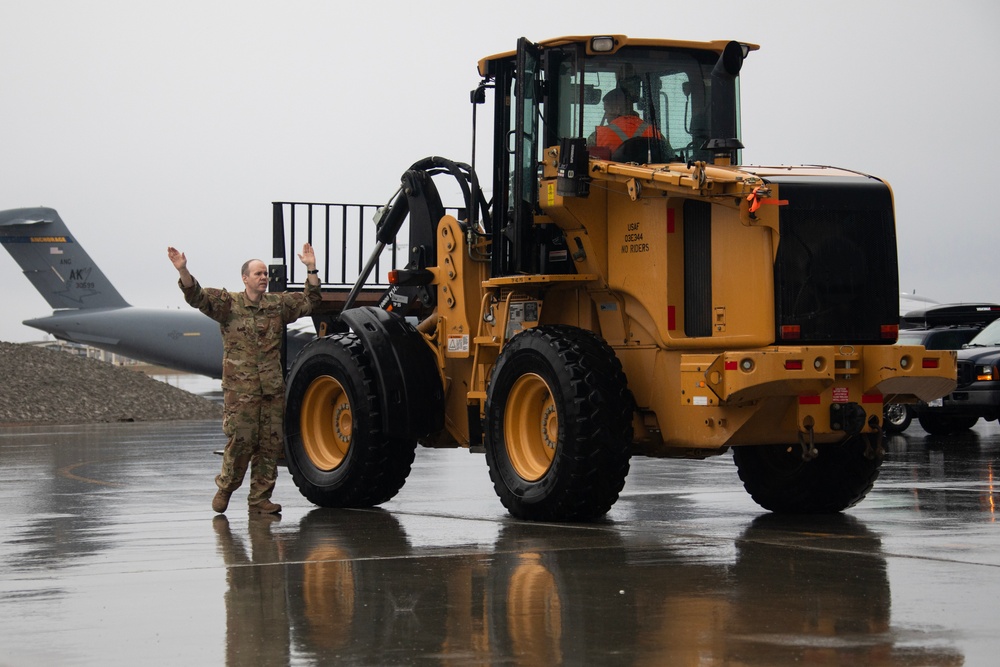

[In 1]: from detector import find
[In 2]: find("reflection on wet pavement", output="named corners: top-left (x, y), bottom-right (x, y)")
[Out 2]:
top-left (214, 514), bottom-right (289, 665)
top-left (1, 419), bottom-right (997, 664)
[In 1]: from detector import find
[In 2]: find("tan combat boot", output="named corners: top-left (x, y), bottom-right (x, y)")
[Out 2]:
top-left (212, 489), bottom-right (232, 513)
top-left (249, 499), bottom-right (282, 514)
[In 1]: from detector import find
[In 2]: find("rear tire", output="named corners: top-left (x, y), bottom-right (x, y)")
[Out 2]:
top-left (484, 326), bottom-right (633, 521)
top-left (732, 437), bottom-right (882, 513)
top-left (284, 334), bottom-right (416, 507)
top-left (951, 416), bottom-right (980, 431)
top-left (918, 413), bottom-right (979, 436)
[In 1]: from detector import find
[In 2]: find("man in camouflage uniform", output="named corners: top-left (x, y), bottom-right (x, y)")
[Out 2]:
top-left (168, 244), bottom-right (322, 514)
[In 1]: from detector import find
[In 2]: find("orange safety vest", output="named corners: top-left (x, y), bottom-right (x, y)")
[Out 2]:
top-left (594, 116), bottom-right (658, 152)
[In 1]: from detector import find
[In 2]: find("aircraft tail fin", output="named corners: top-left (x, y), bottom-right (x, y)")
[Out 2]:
top-left (0, 207), bottom-right (130, 309)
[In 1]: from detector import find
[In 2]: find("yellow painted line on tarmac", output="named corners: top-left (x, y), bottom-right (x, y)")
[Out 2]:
top-left (57, 462), bottom-right (123, 487)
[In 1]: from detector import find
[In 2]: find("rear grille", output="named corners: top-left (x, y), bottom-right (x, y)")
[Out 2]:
top-left (771, 177), bottom-right (898, 345)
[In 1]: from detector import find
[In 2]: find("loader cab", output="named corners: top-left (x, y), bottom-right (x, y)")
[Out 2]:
top-left (478, 36), bottom-right (752, 278)
top-left (547, 39), bottom-right (746, 165)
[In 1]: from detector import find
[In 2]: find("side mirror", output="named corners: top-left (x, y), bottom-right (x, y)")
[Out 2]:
top-left (470, 82), bottom-right (487, 104)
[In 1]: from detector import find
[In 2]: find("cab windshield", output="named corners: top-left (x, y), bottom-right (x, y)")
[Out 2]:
top-left (550, 46), bottom-right (740, 163)
top-left (967, 319), bottom-right (1000, 347)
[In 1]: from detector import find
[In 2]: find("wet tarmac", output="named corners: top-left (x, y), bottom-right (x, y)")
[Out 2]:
top-left (1, 419), bottom-right (998, 666)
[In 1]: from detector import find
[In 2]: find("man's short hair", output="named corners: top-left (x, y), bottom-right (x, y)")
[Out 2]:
top-left (241, 259), bottom-right (265, 277)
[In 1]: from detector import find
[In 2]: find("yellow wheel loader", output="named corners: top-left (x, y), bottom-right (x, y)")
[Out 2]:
top-left (270, 36), bottom-right (956, 521)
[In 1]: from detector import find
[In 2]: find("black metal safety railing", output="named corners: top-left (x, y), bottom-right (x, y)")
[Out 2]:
top-left (271, 201), bottom-right (409, 291)
top-left (271, 201), bottom-right (464, 292)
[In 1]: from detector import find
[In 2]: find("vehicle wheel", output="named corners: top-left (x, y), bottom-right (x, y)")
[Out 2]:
top-left (732, 436), bottom-right (883, 513)
top-left (484, 326), bottom-right (633, 521)
top-left (950, 415), bottom-right (980, 432)
top-left (916, 413), bottom-right (978, 435)
top-left (284, 334), bottom-right (416, 507)
top-left (882, 403), bottom-right (912, 433)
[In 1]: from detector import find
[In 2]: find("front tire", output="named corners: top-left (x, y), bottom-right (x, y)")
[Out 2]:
top-left (284, 334), bottom-right (415, 507)
top-left (484, 326), bottom-right (633, 521)
top-left (882, 403), bottom-right (912, 433)
top-left (732, 436), bottom-right (882, 513)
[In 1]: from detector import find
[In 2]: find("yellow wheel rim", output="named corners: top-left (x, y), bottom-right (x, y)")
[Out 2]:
top-left (505, 373), bottom-right (558, 481)
top-left (301, 375), bottom-right (352, 471)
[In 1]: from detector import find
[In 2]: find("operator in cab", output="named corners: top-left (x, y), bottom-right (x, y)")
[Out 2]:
top-left (589, 88), bottom-right (660, 157)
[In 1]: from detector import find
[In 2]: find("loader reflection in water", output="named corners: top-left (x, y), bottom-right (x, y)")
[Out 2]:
top-left (215, 509), bottom-right (963, 665)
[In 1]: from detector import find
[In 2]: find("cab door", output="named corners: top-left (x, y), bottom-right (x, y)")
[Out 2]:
top-left (493, 37), bottom-right (542, 277)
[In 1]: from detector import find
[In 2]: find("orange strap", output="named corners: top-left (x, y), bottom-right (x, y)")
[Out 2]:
top-left (747, 186), bottom-right (788, 213)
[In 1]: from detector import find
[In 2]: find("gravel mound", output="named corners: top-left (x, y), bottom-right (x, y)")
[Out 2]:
top-left (0, 341), bottom-right (222, 424)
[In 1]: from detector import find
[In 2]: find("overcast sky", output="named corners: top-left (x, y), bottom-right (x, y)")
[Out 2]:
top-left (1, 0), bottom-right (996, 342)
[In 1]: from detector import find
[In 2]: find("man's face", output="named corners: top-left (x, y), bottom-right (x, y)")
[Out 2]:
top-left (242, 260), bottom-right (268, 294)
top-left (605, 99), bottom-right (630, 118)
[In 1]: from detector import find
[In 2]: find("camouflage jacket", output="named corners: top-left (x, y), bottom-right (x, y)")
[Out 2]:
top-left (180, 278), bottom-right (321, 395)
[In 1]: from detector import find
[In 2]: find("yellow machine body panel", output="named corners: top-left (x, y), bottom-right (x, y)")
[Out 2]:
top-left (427, 156), bottom-right (958, 456)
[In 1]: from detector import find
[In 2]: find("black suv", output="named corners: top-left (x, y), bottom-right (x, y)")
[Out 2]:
top-left (914, 317), bottom-right (1000, 435)
top-left (884, 303), bottom-right (1000, 434)
top-left (883, 326), bottom-right (982, 432)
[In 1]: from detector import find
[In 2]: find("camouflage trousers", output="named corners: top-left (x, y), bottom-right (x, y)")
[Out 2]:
top-left (217, 391), bottom-right (284, 506)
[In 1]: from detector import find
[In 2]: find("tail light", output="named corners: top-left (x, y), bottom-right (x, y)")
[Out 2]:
top-left (781, 324), bottom-right (800, 340)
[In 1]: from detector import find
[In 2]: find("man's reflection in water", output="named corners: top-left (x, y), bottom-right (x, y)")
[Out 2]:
top-left (213, 515), bottom-right (290, 666)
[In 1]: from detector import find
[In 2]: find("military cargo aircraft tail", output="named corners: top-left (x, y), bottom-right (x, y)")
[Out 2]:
top-left (0, 206), bottom-right (228, 378)
top-left (0, 207), bottom-right (130, 310)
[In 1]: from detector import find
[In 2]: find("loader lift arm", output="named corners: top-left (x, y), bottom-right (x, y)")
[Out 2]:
top-left (341, 156), bottom-right (491, 321)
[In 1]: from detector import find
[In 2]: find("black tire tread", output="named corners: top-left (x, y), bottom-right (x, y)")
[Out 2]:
top-left (284, 333), bottom-right (415, 508)
top-left (485, 325), bottom-right (633, 521)
top-left (732, 437), bottom-right (882, 514)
